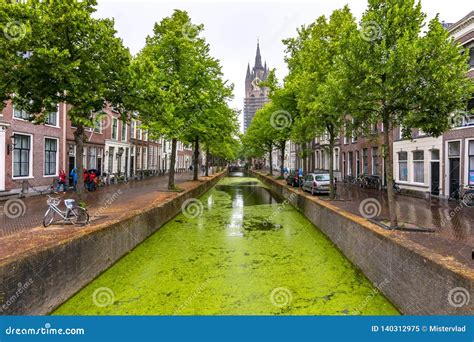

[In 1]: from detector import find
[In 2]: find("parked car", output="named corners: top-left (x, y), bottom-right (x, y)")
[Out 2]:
top-left (302, 173), bottom-right (330, 195)
top-left (286, 170), bottom-right (302, 187)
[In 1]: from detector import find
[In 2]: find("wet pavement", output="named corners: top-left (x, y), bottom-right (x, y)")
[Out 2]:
top-left (0, 172), bottom-right (195, 238)
top-left (266, 173), bottom-right (473, 269)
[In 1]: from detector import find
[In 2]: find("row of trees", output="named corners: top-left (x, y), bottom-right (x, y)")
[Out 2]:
top-left (243, 0), bottom-right (473, 227)
top-left (0, 0), bottom-right (239, 192)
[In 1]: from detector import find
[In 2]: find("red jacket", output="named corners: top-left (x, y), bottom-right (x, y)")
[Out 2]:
top-left (58, 171), bottom-right (66, 183)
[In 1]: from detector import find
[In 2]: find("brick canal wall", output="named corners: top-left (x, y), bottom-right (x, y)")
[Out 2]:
top-left (0, 172), bottom-right (227, 315)
top-left (251, 171), bottom-right (473, 315)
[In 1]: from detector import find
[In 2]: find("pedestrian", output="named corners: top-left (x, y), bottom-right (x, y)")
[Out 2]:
top-left (70, 168), bottom-right (78, 191)
top-left (57, 169), bottom-right (67, 193)
top-left (201, 164), bottom-right (205, 176)
top-left (83, 169), bottom-right (90, 191)
top-left (90, 171), bottom-right (98, 191)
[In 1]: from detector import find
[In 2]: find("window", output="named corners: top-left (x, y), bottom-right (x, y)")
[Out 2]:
top-left (469, 141), bottom-right (474, 185)
top-left (108, 147), bottom-right (114, 173)
top-left (131, 120), bottom-right (136, 139)
top-left (413, 150), bottom-right (424, 183)
top-left (431, 149), bottom-right (440, 161)
top-left (13, 134), bottom-right (31, 177)
top-left (88, 147), bottom-right (97, 170)
top-left (45, 110), bottom-right (57, 126)
top-left (362, 148), bottom-right (368, 174)
top-left (398, 152), bottom-right (408, 181)
top-left (121, 122), bottom-right (127, 141)
top-left (44, 138), bottom-right (57, 176)
top-left (13, 107), bottom-right (30, 120)
top-left (448, 141), bottom-right (460, 157)
top-left (372, 147), bottom-right (379, 175)
top-left (112, 118), bottom-right (118, 140)
top-left (334, 148), bottom-right (340, 171)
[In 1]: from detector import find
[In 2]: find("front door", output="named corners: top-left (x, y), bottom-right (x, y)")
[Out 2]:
top-left (449, 158), bottom-right (460, 199)
top-left (68, 156), bottom-right (75, 186)
top-left (0, 130), bottom-right (5, 191)
top-left (431, 161), bottom-right (440, 196)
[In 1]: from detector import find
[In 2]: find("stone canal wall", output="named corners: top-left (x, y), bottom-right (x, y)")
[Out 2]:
top-left (252, 171), bottom-right (474, 315)
top-left (0, 172), bottom-right (227, 315)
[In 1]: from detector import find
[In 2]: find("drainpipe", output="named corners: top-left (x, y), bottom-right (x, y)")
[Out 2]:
top-left (62, 102), bottom-right (67, 170)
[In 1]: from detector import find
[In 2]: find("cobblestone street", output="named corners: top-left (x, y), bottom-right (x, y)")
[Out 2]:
top-left (0, 172), bottom-right (195, 238)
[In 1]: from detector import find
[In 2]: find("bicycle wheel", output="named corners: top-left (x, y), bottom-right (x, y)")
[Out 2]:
top-left (43, 208), bottom-right (55, 227)
top-left (462, 193), bottom-right (474, 207)
top-left (69, 207), bottom-right (89, 225)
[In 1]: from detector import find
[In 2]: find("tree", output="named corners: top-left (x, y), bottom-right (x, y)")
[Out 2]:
top-left (342, 0), bottom-right (474, 227)
top-left (261, 70), bottom-right (296, 178)
top-left (1, 0), bottom-right (131, 195)
top-left (284, 7), bottom-right (358, 199)
top-left (131, 10), bottom-right (226, 189)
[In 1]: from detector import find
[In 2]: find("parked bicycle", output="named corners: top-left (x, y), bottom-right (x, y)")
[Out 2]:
top-left (460, 184), bottom-right (474, 207)
top-left (43, 195), bottom-right (89, 227)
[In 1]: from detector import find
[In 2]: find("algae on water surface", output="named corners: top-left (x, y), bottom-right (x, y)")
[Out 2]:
top-left (53, 176), bottom-right (398, 315)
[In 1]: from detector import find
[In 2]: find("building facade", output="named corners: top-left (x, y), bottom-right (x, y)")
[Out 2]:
top-left (243, 41), bottom-right (270, 132)
top-left (0, 101), bottom-right (192, 195)
top-left (442, 11), bottom-right (474, 199)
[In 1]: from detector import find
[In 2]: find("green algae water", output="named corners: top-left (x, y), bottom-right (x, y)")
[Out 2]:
top-left (53, 174), bottom-right (398, 315)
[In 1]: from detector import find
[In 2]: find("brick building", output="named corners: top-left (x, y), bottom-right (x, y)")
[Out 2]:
top-left (0, 102), bottom-right (66, 195)
top-left (441, 11), bottom-right (474, 198)
top-left (339, 122), bottom-right (386, 184)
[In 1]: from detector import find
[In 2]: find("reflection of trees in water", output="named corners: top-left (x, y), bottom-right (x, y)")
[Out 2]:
top-left (215, 184), bottom-right (281, 206)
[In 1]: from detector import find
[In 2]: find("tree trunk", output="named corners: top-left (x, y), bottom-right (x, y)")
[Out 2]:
top-left (280, 142), bottom-right (285, 178)
top-left (205, 148), bottom-right (210, 177)
top-left (74, 124), bottom-right (85, 199)
top-left (268, 144), bottom-right (273, 176)
top-left (193, 137), bottom-right (199, 181)
top-left (302, 142), bottom-right (308, 176)
top-left (328, 134), bottom-right (335, 200)
top-left (168, 138), bottom-right (177, 190)
top-left (383, 118), bottom-right (397, 228)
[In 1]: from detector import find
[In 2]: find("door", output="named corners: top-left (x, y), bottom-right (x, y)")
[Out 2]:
top-left (449, 158), bottom-right (460, 199)
top-left (0, 130), bottom-right (5, 191)
top-left (431, 162), bottom-right (440, 196)
top-left (68, 156), bottom-right (75, 186)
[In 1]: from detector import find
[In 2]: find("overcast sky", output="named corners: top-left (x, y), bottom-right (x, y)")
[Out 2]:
top-left (94, 0), bottom-right (473, 131)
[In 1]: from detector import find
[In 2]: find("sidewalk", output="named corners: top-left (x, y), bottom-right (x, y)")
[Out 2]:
top-left (262, 172), bottom-right (473, 269)
top-left (0, 172), bottom-right (196, 238)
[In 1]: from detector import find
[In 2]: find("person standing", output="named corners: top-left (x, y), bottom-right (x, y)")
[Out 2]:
top-left (70, 168), bottom-right (78, 191)
top-left (57, 169), bottom-right (67, 193)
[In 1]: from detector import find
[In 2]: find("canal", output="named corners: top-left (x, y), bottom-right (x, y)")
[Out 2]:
top-left (53, 173), bottom-right (398, 315)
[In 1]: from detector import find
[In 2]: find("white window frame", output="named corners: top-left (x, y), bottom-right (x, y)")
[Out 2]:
top-left (43, 136), bottom-right (59, 177)
top-left (12, 132), bottom-right (33, 179)
top-left (412, 150), bottom-right (425, 184)
top-left (45, 104), bottom-right (60, 128)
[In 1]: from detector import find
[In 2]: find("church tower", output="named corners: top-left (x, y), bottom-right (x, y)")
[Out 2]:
top-left (243, 41), bottom-right (270, 132)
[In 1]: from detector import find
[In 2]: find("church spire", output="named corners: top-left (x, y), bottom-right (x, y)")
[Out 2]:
top-left (254, 40), bottom-right (263, 70)
top-left (246, 62), bottom-right (251, 79)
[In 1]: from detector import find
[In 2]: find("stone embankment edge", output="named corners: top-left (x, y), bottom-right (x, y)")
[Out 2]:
top-left (251, 171), bottom-right (473, 315)
top-left (0, 171), bottom-right (227, 315)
